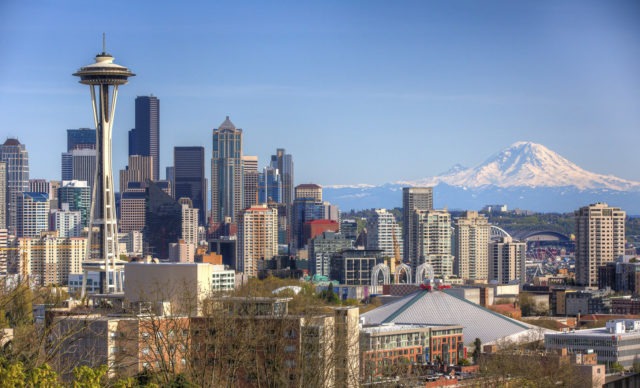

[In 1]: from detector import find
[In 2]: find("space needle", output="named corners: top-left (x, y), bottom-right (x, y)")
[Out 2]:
top-left (74, 37), bottom-right (134, 296)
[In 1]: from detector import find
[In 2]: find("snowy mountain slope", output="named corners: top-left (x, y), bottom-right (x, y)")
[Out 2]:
top-left (397, 141), bottom-right (640, 191)
top-left (324, 141), bottom-right (640, 212)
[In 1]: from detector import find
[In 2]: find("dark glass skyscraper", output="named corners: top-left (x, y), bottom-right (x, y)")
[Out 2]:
top-left (270, 148), bottom-right (294, 206)
top-left (144, 181), bottom-right (181, 260)
top-left (67, 128), bottom-right (96, 151)
top-left (129, 96), bottom-right (159, 180)
top-left (174, 146), bottom-right (206, 225)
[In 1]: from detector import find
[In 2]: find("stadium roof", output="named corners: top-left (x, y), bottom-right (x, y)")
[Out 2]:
top-left (362, 289), bottom-right (553, 346)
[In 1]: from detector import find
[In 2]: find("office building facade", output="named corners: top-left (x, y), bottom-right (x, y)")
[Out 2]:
top-left (66, 128), bottom-right (96, 151)
top-left (489, 236), bottom-right (526, 285)
top-left (402, 187), bottom-right (433, 264)
top-left (0, 138), bottom-right (29, 234)
top-left (211, 116), bottom-right (243, 223)
top-left (144, 181), bottom-right (182, 260)
top-left (454, 211), bottom-right (490, 280)
top-left (242, 155), bottom-right (259, 210)
top-left (309, 231), bottom-right (353, 277)
top-left (575, 203), bottom-right (626, 287)
top-left (270, 148), bottom-right (294, 205)
top-left (129, 96), bottom-right (160, 180)
top-left (238, 205), bottom-right (278, 278)
top-left (58, 180), bottom-right (91, 228)
top-left (174, 146), bottom-right (206, 225)
top-left (17, 192), bottom-right (49, 238)
top-left (258, 166), bottom-right (282, 204)
top-left (414, 209), bottom-right (454, 278)
top-left (367, 209), bottom-right (402, 260)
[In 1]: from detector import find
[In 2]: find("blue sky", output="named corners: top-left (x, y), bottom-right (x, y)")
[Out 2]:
top-left (1, 1), bottom-right (639, 188)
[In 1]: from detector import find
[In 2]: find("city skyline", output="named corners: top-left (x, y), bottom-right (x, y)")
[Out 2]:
top-left (1, 1), bottom-right (639, 187)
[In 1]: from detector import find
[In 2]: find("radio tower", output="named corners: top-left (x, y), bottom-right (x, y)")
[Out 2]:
top-left (74, 36), bottom-right (134, 296)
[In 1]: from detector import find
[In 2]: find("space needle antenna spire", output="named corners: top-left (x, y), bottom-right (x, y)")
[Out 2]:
top-left (74, 39), bottom-right (135, 297)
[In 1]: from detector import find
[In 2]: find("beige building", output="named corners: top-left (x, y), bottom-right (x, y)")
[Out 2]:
top-left (238, 204), bottom-right (278, 277)
top-left (489, 236), bottom-right (526, 285)
top-left (294, 183), bottom-right (322, 201)
top-left (18, 233), bottom-right (87, 286)
top-left (414, 209), bottom-right (454, 278)
top-left (454, 211), bottom-right (490, 280)
top-left (119, 155), bottom-right (154, 193)
top-left (575, 203), bottom-right (626, 287)
top-left (124, 262), bottom-right (218, 315)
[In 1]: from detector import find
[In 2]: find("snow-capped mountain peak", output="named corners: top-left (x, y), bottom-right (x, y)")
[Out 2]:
top-left (402, 141), bottom-right (640, 191)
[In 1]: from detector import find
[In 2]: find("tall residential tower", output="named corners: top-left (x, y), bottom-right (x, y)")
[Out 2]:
top-left (575, 203), bottom-right (626, 287)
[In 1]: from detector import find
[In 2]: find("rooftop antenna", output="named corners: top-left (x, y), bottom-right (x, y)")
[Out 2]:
top-left (102, 33), bottom-right (106, 54)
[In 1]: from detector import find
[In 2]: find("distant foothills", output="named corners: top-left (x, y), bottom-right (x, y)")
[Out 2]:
top-left (324, 141), bottom-right (640, 214)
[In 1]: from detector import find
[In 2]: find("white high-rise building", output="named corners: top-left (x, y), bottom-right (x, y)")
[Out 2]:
top-left (488, 236), bottom-right (526, 285)
top-left (414, 209), bottom-right (454, 278)
top-left (367, 209), bottom-right (402, 260)
top-left (17, 192), bottom-right (50, 238)
top-left (454, 211), bottom-right (490, 280)
top-left (181, 200), bottom-right (199, 246)
top-left (238, 205), bottom-right (278, 277)
top-left (575, 203), bottom-right (626, 287)
top-left (52, 204), bottom-right (82, 238)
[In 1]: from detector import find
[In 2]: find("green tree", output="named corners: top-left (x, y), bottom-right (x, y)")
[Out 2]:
top-left (72, 364), bottom-right (108, 387)
top-left (5, 284), bottom-right (33, 327)
top-left (610, 362), bottom-right (625, 373)
top-left (472, 338), bottom-right (482, 362)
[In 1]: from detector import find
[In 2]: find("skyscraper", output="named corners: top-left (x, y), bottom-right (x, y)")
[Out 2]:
top-left (129, 95), bottom-right (160, 180)
top-left (174, 146), bottom-right (207, 225)
top-left (17, 192), bottom-right (50, 238)
top-left (258, 166), bottom-right (282, 204)
top-left (270, 148), bottom-right (294, 206)
top-left (61, 148), bottom-right (96, 189)
top-left (575, 203), bottom-right (626, 287)
top-left (0, 138), bottom-right (29, 234)
top-left (242, 155), bottom-right (259, 210)
top-left (119, 155), bottom-right (154, 193)
top-left (488, 236), bottom-right (526, 285)
top-left (454, 211), bottom-right (490, 280)
top-left (0, 162), bottom-right (5, 229)
top-left (414, 209), bottom-right (454, 278)
top-left (402, 187), bottom-right (433, 263)
top-left (367, 209), bottom-right (402, 260)
top-left (211, 116), bottom-right (243, 223)
top-left (67, 128), bottom-right (96, 151)
top-left (144, 181), bottom-right (181, 260)
top-left (238, 204), bottom-right (278, 277)
top-left (58, 180), bottom-right (91, 228)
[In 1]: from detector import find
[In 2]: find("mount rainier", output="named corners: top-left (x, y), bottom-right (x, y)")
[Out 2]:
top-left (323, 142), bottom-right (640, 213)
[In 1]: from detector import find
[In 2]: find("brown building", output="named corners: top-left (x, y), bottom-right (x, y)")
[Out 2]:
top-left (303, 219), bottom-right (339, 246)
top-left (360, 324), bottom-right (463, 381)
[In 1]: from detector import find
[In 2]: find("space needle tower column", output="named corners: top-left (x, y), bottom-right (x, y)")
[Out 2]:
top-left (74, 41), bottom-right (134, 296)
